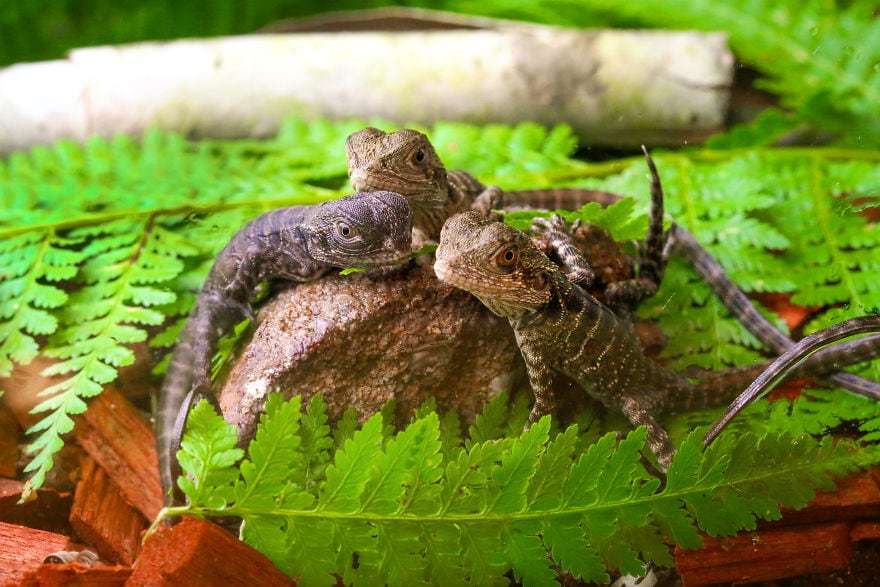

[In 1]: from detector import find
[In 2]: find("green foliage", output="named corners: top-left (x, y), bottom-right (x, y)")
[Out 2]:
top-left (562, 0), bottom-right (880, 146)
top-left (169, 394), bottom-right (880, 585)
top-left (5, 1), bottom-right (877, 145)
top-left (2, 118), bottom-right (879, 491)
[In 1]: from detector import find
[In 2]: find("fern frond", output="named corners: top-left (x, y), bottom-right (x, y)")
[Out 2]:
top-left (171, 395), bottom-right (880, 585)
top-left (23, 217), bottom-right (201, 487)
top-left (0, 229), bottom-right (82, 376)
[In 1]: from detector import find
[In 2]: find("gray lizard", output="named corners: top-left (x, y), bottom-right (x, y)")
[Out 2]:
top-left (347, 128), bottom-right (880, 400)
top-left (433, 211), bottom-right (880, 466)
top-left (156, 191), bottom-right (412, 505)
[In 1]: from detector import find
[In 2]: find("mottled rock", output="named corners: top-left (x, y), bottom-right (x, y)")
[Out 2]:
top-left (218, 263), bottom-right (524, 440)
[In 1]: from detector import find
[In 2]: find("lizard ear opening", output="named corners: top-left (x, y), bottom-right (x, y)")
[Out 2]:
top-left (526, 271), bottom-right (550, 291)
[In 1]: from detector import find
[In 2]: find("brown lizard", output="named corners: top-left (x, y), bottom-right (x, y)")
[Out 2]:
top-left (346, 127), bottom-right (880, 399)
top-left (433, 211), bottom-right (880, 466)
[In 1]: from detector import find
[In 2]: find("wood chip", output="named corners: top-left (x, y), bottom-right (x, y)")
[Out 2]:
top-left (73, 388), bottom-right (162, 520)
top-left (676, 522), bottom-right (852, 586)
top-left (69, 457), bottom-right (145, 565)
top-left (0, 521), bottom-right (72, 586)
top-left (128, 517), bottom-right (293, 586)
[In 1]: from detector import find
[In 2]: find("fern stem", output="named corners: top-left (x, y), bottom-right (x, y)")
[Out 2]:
top-left (178, 447), bottom-right (873, 526)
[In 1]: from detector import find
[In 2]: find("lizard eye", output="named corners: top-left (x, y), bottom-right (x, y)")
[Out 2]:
top-left (337, 222), bottom-right (355, 238)
top-left (415, 149), bottom-right (425, 163)
top-left (495, 246), bottom-right (518, 269)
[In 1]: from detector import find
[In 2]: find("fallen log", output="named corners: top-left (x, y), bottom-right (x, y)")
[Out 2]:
top-left (0, 8), bottom-right (733, 153)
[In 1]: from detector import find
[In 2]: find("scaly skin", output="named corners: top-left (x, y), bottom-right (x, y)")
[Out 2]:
top-left (157, 191), bottom-right (412, 505)
top-left (347, 127), bottom-right (880, 399)
top-left (345, 127), bottom-right (619, 243)
top-left (434, 212), bottom-right (880, 466)
top-left (705, 314), bottom-right (880, 445)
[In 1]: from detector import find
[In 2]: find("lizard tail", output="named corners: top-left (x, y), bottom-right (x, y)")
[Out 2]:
top-left (666, 326), bottom-right (880, 414)
top-left (156, 299), bottom-right (238, 507)
top-left (670, 225), bottom-right (880, 401)
top-left (640, 147), bottom-right (667, 281)
top-left (502, 188), bottom-right (621, 211)
top-left (705, 315), bottom-right (880, 445)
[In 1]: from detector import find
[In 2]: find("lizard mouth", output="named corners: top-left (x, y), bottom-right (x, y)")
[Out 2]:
top-left (434, 260), bottom-right (470, 291)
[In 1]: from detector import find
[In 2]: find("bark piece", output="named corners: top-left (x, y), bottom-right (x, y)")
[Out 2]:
top-left (73, 388), bottom-right (162, 521)
top-left (851, 522), bottom-right (880, 542)
top-left (0, 521), bottom-right (72, 586)
top-left (0, 8), bottom-right (733, 153)
top-left (0, 478), bottom-right (71, 534)
top-left (128, 517), bottom-right (292, 586)
top-left (675, 522), bottom-right (853, 586)
top-left (18, 564), bottom-right (131, 587)
top-left (775, 470), bottom-right (880, 525)
top-left (0, 402), bottom-right (18, 478)
top-left (219, 264), bottom-right (526, 440)
top-left (69, 457), bottom-right (145, 565)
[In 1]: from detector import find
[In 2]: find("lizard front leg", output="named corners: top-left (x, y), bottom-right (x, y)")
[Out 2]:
top-left (531, 214), bottom-right (595, 287)
top-left (621, 397), bottom-right (675, 471)
top-left (521, 345), bottom-right (558, 424)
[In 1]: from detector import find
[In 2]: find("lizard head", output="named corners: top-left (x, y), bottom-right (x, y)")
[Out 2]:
top-left (346, 127), bottom-right (448, 207)
top-left (434, 211), bottom-right (555, 318)
top-left (304, 191), bottom-right (413, 267)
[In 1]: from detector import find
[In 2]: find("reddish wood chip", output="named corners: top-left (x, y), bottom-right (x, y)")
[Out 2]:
top-left (0, 402), bottom-right (19, 478)
top-left (0, 521), bottom-right (72, 586)
top-left (128, 517), bottom-right (293, 586)
top-left (851, 522), bottom-right (880, 542)
top-left (73, 388), bottom-right (162, 521)
top-left (676, 522), bottom-right (852, 586)
top-left (0, 478), bottom-right (71, 534)
top-left (777, 470), bottom-right (880, 525)
top-left (18, 563), bottom-right (131, 587)
top-left (69, 457), bottom-right (145, 565)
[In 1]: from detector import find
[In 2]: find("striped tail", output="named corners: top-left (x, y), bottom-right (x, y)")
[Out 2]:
top-left (670, 225), bottom-right (880, 400)
top-left (705, 315), bottom-right (880, 444)
top-left (502, 188), bottom-right (621, 211)
top-left (639, 147), bottom-right (667, 283)
top-left (666, 326), bottom-right (880, 414)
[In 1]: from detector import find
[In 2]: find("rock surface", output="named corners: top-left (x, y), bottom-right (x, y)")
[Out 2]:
top-left (218, 263), bottom-right (525, 440)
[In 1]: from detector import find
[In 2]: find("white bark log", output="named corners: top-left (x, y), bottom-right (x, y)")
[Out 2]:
top-left (0, 17), bottom-right (733, 152)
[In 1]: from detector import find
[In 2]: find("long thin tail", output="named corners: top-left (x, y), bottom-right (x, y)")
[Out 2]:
top-left (156, 297), bottom-right (243, 506)
top-left (670, 225), bottom-right (880, 400)
top-left (668, 327), bottom-right (880, 413)
top-left (502, 188), bottom-right (621, 210)
top-left (639, 146), bottom-right (667, 284)
top-left (705, 315), bottom-right (880, 445)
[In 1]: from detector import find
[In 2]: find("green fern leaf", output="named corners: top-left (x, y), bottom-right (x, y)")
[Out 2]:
top-left (177, 399), bottom-right (243, 509)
